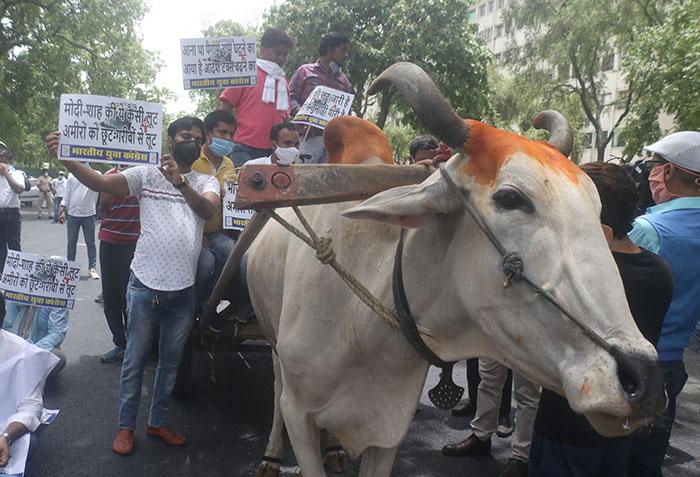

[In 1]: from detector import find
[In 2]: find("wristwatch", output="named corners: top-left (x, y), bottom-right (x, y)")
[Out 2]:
top-left (1, 431), bottom-right (12, 445)
top-left (173, 174), bottom-right (188, 189)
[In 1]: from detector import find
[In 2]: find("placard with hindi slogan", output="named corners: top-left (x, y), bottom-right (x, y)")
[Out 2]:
top-left (181, 37), bottom-right (258, 90)
top-left (223, 181), bottom-right (255, 231)
top-left (0, 251), bottom-right (80, 309)
top-left (58, 94), bottom-right (163, 166)
top-left (292, 86), bottom-right (355, 129)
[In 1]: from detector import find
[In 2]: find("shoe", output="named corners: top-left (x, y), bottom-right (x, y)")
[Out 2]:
top-left (101, 347), bottom-right (125, 363)
top-left (112, 429), bottom-right (134, 455)
top-left (498, 458), bottom-right (529, 477)
top-left (442, 433), bottom-right (491, 457)
top-left (95, 293), bottom-right (104, 305)
top-left (88, 268), bottom-right (100, 279)
top-left (496, 415), bottom-right (514, 438)
top-left (146, 425), bottom-right (187, 446)
top-left (451, 399), bottom-right (477, 417)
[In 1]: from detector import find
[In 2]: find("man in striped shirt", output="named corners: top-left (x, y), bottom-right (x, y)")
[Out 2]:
top-left (98, 165), bottom-right (140, 363)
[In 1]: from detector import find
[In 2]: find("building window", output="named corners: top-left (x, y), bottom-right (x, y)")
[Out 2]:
top-left (601, 130), bottom-right (610, 143)
top-left (479, 4), bottom-right (486, 16)
top-left (612, 134), bottom-right (626, 148)
top-left (494, 24), bottom-right (503, 38)
top-left (468, 9), bottom-right (477, 23)
top-left (583, 133), bottom-right (593, 149)
top-left (602, 93), bottom-right (612, 106)
top-left (498, 0), bottom-right (505, 7)
top-left (601, 50), bottom-right (615, 71)
top-left (488, 1), bottom-right (494, 13)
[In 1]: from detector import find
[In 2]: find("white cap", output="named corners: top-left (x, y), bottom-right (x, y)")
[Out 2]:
top-left (644, 131), bottom-right (700, 173)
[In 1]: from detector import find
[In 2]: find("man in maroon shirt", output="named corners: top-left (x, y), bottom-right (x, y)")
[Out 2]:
top-left (99, 166), bottom-right (140, 363)
top-left (289, 32), bottom-right (352, 164)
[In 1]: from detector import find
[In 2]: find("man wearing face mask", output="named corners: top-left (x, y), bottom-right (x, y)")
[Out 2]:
top-left (289, 32), bottom-right (352, 164)
top-left (627, 131), bottom-right (700, 476)
top-left (219, 28), bottom-right (294, 166)
top-left (192, 110), bottom-right (237, 304)
top-left (45, 116), bottom-right (220, 456)
top-left (246, 122), bottom-right (301, 166)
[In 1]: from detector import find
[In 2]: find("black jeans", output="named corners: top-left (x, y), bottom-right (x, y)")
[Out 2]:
top-left (0, 207), bottom-right (21, 267)
top-left (100, 240), bottom-right (136, 348)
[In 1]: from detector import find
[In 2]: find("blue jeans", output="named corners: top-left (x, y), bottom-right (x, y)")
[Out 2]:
top-left (230, 143), bottom-right (272, 167)
top-left (206, 232), bottom-right (235, 281)
top-left (117, 273), bottom-right (195, 429)
top-left (66, 214), bottom-right (96, 269)
top-left (195, 248), bottom-right (215, 310)
top-left (627, 359), bottom-right (688, 476)
top-left (530, 433), bottom-right (631, 477)
top-left (52, 197), bottom-right (62, 222)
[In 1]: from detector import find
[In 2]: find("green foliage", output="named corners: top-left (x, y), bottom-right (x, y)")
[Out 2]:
top-left (621, 0), bottom-right (700, 158)
top-left (264, 0), bottom-right (491, 127)
top-left (384, 123), bottom-right (418, 164)
top-left (190, 20), bottom-right (259, 117)
top-left (0, 0), bottom-right (168, 172)
top-left (502, 0), bottom-right (657, 161)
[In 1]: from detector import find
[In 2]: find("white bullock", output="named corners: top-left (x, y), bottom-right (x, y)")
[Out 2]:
top-left (248, 62), bottom-right (664, 477)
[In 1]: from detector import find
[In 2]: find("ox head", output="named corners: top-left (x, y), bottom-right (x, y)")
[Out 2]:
top-left (343, 62), bottom-right (665, 436)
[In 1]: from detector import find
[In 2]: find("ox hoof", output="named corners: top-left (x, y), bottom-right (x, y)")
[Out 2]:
top-left (255, 459), bottom-right (281, 477)
top-left (324, 448), bottom-right (348, 474)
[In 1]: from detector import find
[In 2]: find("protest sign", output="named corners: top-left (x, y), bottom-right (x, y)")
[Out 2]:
top-left (292, 86), bottom-right (355, 129)
top-left (223, 181), bottom-right (254, 231)
top-left (0, 251), bottom-right (80, 309)
top-left (181, 37), bottom-right (257, 90)
top-left (58, 94), bottom-right (163, 166)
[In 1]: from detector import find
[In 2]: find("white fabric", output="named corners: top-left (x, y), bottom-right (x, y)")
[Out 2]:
top-left (122, 166), bottom-right (219, 291)
top-left (0, 168), bottom-right (25, 208)
top-left (245, 155), bottom-right (272, 165)
top-left (0, 330), bottom-right (58, 475)
top-left (51, 176), bottom-right (66, 197)
top-left (257, 59), bottom-right (289, 111)
top-left (60, 172), bottom-right (99, 217)
top-left (644, 131), bottom-right (700, 173)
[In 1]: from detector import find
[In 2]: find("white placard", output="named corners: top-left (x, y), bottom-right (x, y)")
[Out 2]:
top-left (292, 86), bottom-right (355, 129)
top-left (181, 37), bottom-right (258, 90)
top-left (0, 251), bottom-right (80, 309)
top-left (223, 181), bottom-right (254, 231)
top-left (58, 94), bottom-right (162, 166)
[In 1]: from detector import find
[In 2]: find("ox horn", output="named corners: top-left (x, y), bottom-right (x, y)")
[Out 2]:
top-left (368, 62), bottom-right (469, 150)
top-left (532, 110), bottom-right (573, 157)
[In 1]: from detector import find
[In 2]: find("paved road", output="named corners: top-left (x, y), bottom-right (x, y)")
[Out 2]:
top-left (14, 210), bottom-right (700, 476)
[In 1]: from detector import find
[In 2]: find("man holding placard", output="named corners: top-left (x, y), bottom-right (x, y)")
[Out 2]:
top-left (46, 116), bottom-right (220, 456)
top-left (289, 32), bottom-right (352, 164)
top-left (219, 28), bottom-right (294, 166)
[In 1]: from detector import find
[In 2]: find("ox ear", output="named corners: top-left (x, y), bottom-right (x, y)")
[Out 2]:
top-left (324, 116), bottom-right (394, 164)
top-left (343, 178), bottom-right (454, 228)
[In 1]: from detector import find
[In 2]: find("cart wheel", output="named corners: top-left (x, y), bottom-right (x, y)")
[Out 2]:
top-left (173, 331), bottom-right (196, 398)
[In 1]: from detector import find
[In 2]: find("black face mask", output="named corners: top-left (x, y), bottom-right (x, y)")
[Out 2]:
top-left (172, 140), bottom-right (201, 166)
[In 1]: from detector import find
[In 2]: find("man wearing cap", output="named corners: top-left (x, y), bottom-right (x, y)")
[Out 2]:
top-left (627, 131), bottom-right (700, 476)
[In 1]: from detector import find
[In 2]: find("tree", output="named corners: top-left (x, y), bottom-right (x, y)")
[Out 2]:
top-left (502, 0), bottom-right (659, 161)
top-left (620, 0), bottom-right (700, 158)
top-left (0, 0), bottom-right (168, 171)
top-left (190, 20), bottom-right (259, 117)
top-left (264, 0), bottom-right (491, 128)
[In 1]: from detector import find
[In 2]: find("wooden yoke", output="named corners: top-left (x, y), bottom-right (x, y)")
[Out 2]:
top-left (235, 162), bottom-right (432, 209)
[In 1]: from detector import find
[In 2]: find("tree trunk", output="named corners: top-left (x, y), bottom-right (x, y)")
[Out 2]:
top-left (375, 90), bottom-right (394, 130)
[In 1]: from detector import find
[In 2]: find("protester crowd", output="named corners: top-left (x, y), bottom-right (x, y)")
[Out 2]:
top-left (1, 26), bottom-right (699, 477)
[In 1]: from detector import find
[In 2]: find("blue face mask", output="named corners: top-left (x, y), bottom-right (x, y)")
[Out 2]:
top-left (209, 137), bottom-right (234, 157)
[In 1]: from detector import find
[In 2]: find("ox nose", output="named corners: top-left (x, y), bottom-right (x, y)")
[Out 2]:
top-left (612, 347), bottom-right (666, 418)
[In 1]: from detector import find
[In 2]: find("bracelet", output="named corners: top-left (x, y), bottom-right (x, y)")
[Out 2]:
top-left (0, 431), bottom-right (12, 446)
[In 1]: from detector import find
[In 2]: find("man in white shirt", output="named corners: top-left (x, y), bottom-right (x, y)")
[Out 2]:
top-left (0, 294), bottom-right (59, 476)
top-left (0, 145), bottom-right (26, 269)
top-left (50, 171), bottom-right (67, 223)
top-left (245, 121), bottom-right (301, 166)
top-left (58, 167), bottom-right (100, 279)
top-left (45, 116), bottom-right (220, 457)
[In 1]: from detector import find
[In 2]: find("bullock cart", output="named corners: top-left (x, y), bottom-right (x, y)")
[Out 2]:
top-left (174, 162), bottom-right (432, 395)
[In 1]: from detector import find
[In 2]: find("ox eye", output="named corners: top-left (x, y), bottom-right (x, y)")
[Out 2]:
top-left (493, 187), bottom-right (534, 213)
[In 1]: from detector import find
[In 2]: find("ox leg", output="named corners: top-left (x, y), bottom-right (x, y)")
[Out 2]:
top-left (358, 446), bottom-right (398, 477)
top-left (257, 352), bottom-right (285, 477)
top-left (323, 432), bottom-right (348, 474)
top-left (282, 401), bottom-right (326, 477)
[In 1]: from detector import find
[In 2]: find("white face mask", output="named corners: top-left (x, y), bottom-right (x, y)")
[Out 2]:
top-left (274, 146), bottom-right (300, 165)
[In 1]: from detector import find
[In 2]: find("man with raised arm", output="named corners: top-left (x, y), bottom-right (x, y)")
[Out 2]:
top-left (45, 116), bottom-right (220, 456)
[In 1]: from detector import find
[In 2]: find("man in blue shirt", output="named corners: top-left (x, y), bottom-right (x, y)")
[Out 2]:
top-left (628, 131), bottom-right (700, 476)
